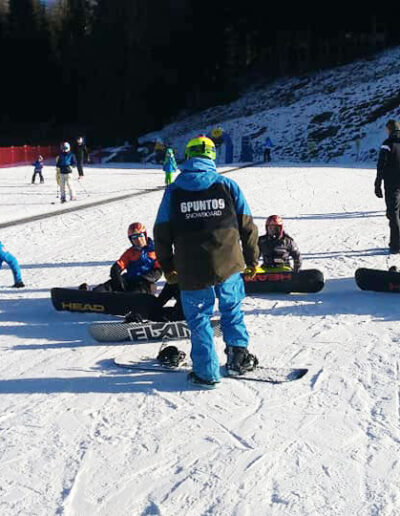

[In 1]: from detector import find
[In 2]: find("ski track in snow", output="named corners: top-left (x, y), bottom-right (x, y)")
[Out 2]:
top-left (1, 164), bottom-right (400, 515)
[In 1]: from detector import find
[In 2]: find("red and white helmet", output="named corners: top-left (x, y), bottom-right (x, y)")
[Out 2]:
top-left (61, 141), bottom-right (70, 152)
top-left (127, 222), bottom-right (147, 244)
top-left (265, 215), bottom-right (284, 239)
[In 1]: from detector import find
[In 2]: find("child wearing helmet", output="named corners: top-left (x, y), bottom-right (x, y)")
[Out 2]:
top-left (55, 142), bottom-right (77, 203)
top-left (31, 155), bottom-right (44, 184)
top-left (163, 147), bottom-right (178, 186)
top-left (258, 215), bottom-right (302, 272)
top-left (79, 222), bottom-right (162, 294)
top-left (154, 135), bottom-right (259, 388)
top-left (0, 240), bottom-right (25, 288)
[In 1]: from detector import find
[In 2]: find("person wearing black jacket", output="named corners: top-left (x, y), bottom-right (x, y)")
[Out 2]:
top-left (375, 120), bottom-right (400, 253)
top-left (73, 136), bottom-right (90, 179)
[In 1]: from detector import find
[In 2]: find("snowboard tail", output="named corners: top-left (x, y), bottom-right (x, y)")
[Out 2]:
top-left (244, 268), bottom-right (324, 294)
top-left (355, 268), bottom-right (400, 293)
top-left (50, 288), bottom-right (162, 316)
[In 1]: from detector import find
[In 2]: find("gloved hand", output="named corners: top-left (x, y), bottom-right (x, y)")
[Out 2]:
top-left (374, 179), bottom-right (383, 198)
top-left (164, 270), bottom-right (179, 284)
top-left (12, 281), bottom-right (25, 288)
top-left (245, 265), bottom-right (258, 279)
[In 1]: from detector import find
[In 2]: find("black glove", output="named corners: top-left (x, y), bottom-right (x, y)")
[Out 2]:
top-left (110, 262), bottom-right (126, 291)
top-left (12, 281), bottom-right (25, 288)
top-left (374, 179), bottom-right (383, 198)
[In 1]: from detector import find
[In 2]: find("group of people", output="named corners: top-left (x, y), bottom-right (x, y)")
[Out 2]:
top-left (81, 135), bottom-right (302, 388)
top-left (4, 120), bottom-right (398, 388)
top-left (30, 137), bottom-right (90, 203)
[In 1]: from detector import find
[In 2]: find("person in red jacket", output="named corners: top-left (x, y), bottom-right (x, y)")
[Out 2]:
top-left (79, 222), bottom-right (161, 294)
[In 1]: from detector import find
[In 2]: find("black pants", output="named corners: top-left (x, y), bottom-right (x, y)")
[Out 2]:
top-left (32, 171), bottom-right (44, 183)
top-left (263, 149), bottom-right (271, 162)
top-left (93, 276), bottom-right (155, 295)
top-left (77, 161), bottom-right (84, 177)
top-left (384, 186), bottom-right (400, 250)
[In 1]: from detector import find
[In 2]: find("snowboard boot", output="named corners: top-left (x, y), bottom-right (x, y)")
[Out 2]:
top-left (187, 371), bottom-right (220, 390)
top-left (225, 346), bottom-right (258, 376)
top-left (389, 266), bottom-right (398, 272)
top-left (157, 344), bottom-right (186, 369)
top-left (78, 282), bottom-right (90, 291)
top-left (60, 197), bottom-right (66, 204)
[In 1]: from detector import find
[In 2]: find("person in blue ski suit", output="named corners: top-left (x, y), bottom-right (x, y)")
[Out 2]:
top-left (154, 135), bottom-right (259, 388)
top-left (0, 241), bottom-right (24, 287)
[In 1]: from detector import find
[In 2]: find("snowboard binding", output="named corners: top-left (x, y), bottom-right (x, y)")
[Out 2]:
top-left (157, 343), bottom-right (186, 368)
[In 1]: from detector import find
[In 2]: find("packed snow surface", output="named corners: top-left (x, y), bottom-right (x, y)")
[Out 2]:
top-left (1, 163), bottom-right (400, 515)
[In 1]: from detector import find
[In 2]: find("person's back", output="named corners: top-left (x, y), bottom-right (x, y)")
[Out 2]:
top-left (154, 135), bottom-right (259, 387)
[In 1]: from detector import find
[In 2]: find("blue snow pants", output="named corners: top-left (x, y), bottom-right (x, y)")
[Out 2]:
top-left (180, 272), bottom-right (249, 382)
top-left (0, 242), bottom-right (22, 283)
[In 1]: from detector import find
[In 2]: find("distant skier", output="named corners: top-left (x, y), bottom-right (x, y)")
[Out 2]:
top-left (374, 119), bottom-right (400, 253)
top-left (154, 135), bottom-right (259, 388)
top-left (79, 222), bottom-right (161, 294)
top-left (31, 155), bottom-right (44, 184)
top-left (73, 136), bottom-right (90, 179)
top-left (56, 142), bottom-right (77, 203)
top-left (264, 136), bottom-right (274, 162)
top-left (258, 215), bottom-right (302, 272)
top-left (163, 147), bottom-right (178, 186)
top-left (0, 241), bottom-right (25, 288)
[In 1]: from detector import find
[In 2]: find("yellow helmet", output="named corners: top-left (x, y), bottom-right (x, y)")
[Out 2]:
top-left (185, 135), bottom-right (216, 161)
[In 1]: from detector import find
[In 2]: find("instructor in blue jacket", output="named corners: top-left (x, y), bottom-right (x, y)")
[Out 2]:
top-left (154, 136), bottom-right (259, 388)
top-left (0, 241), bottom-right (24, 288)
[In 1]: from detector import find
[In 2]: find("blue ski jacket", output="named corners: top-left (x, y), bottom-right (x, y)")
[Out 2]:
top-left (154, 157), bottom-right (259, 290)
top-left (0, 241), bottom-right (22, 282)
top-left (56, 151), bottom-right (77, 173)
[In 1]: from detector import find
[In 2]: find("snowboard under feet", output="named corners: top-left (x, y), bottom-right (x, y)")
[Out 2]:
top-left (113, 354), bottom-right (308, 384)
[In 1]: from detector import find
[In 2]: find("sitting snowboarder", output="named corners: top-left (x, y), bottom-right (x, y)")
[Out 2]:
top-left (80, 222), bottom-right (161, 295)
top-left (258, 215), bottom-right (302, 272)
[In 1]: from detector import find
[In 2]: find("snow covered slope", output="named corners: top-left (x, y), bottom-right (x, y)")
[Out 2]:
top-left (1, 163), bottom-right (400, 515)
top-left (141, 46), bottom-right (400, 165)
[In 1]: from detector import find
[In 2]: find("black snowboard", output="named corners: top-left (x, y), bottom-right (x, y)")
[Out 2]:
top-left (355, 268), bottom-right (400, 293)
top-left (113, 353), bottom-right (308, 384)
top-left (243, 269), bottom-right (324, 294)
top-left (50, 288), bottom-right (162, 316)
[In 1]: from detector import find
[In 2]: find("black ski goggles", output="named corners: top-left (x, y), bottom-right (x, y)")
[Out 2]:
top-left (129, 232), bottom-right (146, 241)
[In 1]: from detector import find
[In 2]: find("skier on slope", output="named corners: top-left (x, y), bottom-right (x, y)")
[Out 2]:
top-left (374, 119), bottom-right (400, 253)
top-left (0, 241), bottom-right (25, 288)
top-left (55, 142), bottom-right (77, 203)
top-left (79, 222), bottom-right (162, 295)
top-left (31, 155), bottom-right (44, 184)
top-left (154, 135), bottom-right (260, 388)
top-left (258, 215), bottom-right (302, 272)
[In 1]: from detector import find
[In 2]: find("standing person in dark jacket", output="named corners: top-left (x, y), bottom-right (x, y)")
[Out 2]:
top-left (56, 142), bottom-right (77, 203)
top-left (375, 119), bottom-right (400, 253)
top-left (73, 136), bottom-right (90, 179)
top-left (258, 215), bottom-right (302, 272)
top-left (31, 155), bottom-right (44, 184)
top-left (154, 135), bottom-right (259, 388)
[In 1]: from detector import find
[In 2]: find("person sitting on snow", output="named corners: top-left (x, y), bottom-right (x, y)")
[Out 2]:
top-left (0, 240), bottom-right (25, 288)
top-left (258, 215), bottom-right (302, 272)
top-left (79, 222), bottom-right (161, 295)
